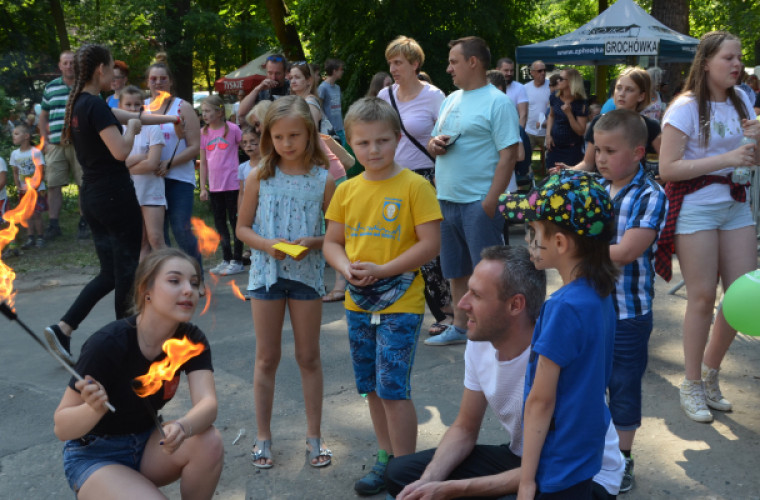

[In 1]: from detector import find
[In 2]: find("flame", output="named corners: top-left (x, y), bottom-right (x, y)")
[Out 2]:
top-left (200, 286), bottom-right (212, 316)
top-left (133, 336), bottom-right (205, 397)
top-left (0, 139), bottom-right (45, 308)
top-left (145, 91), bottom-right (172, 112)
top-left (190, 217), bottom-right (220, 257)
top-left (228, 280), bottom-right (246, 301)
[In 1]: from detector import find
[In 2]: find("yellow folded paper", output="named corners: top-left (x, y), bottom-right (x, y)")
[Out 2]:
top-left (272, 242), bottom-right (309, 258)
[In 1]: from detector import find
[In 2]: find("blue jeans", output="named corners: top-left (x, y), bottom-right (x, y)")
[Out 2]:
top-left (608, 311), bottom-right (653, 430)
top-left (163, 178), bottom-right (202, 271)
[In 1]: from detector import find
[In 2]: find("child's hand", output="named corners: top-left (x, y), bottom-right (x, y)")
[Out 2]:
top-left (350, 260), bottom-right (383, 279)
top-left (266, 239), bottom-right (287, 260)
top-left (199, 188), bottom-right (209, 202)
top-left (127, 118), bottom-right (142, 136)
top-left (727, 142), bottom-right (755, 168)
top-left (741, 118), bottom-right (760, 142)
top-left (156, 161), bottom-right (169, 177)
top-left (291, 237), bottom-right (314, 261)
top-left (345, 261), bottom-right (378, 286)
top-left (548, 162), bottom-right (568, 175)
top-left (74, 376), bottom-right (110, 415)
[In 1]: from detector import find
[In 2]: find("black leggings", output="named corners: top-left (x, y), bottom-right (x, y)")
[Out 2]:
top-left (61, 175), bottom-right (142, 329)
top-left (209, 190), bottom-right (242, 262)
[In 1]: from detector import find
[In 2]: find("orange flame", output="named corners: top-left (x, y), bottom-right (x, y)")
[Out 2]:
top-left (228, 280), bottom-right (246, 301)
top-left (200, 286), bottom-right (212, 316)
top-left (133, 336), bottom-right (205, 397)
top-left (145, 91), bottom-right (172, 112)
top-left (0, 139), bottom-right (45, 308)
top-left (190, 217), bottom-right (220, 257)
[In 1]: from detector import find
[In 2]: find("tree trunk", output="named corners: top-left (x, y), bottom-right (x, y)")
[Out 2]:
top-left (49, 0), bottom-right (69, 52)
top-left (164, 0), bottom-right (193, 103)
top-left (651, 0), bottom-right (689, 101)
top-left (263, 0), bottom-right (305, 61)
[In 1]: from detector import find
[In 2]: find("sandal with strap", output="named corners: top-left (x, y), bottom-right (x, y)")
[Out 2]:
top-left (322, 290), bottom-right (345, 303)
top-left (306, 437), bottom-right (332, 468)
top-left (251, 439), bottom-right (273, 469)
top-left (428, 313), bottom-right (455, 336)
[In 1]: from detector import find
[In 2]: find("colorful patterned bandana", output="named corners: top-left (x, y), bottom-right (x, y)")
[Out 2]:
top-left (347, 271), bottom-right (418, 312)
top-left (498, 171), bottom-right (613, 240)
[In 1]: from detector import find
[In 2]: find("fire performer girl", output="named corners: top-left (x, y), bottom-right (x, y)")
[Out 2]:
top-left (45, 44), bottom-right (182, 366)
top-left (53, 248), bottom-right (223, 499)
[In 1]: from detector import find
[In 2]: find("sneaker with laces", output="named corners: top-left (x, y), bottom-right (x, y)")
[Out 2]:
top-left (679, 379), bottom-right (713, 422)
top-left (209, 260), bottom-right (230, 275)
top-left (702, 363), bottom-right (732, 411)
top-left (354, 455), bottom-right (390, 496)
top-left (620, 456), bottom-right (634, 493)
top-left (221, 260), bottom-right (246, 276)
top-left (44, 325), bottom-right (76, 366)
top-left (424, 324), bottom-right (467, 346)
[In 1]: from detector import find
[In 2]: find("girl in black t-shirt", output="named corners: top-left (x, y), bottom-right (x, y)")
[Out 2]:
top-left (45, 44), bottom-right (181, 368)
top-left (54, 248), bottom-right (222, 498)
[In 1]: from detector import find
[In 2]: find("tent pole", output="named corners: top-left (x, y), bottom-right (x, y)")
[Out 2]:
top-left (595, 65), bottom-right (608, 101)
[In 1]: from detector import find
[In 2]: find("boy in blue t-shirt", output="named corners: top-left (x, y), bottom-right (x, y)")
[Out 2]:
top-left (499, 171), bottom-right (618, 499)
top-left (593, 109), bottom-right (668, 493)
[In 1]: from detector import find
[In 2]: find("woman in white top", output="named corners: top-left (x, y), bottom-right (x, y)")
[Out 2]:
top-left (659, 31), bottom-right (760, 423)
top-left (378, 36), bottom-right (453, 334)
top-left (144, 58), bottom-right (203, 269)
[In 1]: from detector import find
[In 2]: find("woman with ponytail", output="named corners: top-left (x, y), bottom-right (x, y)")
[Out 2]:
top-left (45, 45), bottom-right (181, 366)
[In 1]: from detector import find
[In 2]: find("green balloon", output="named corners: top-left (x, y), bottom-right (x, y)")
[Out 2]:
top-left (722, 269), bottom-right (760, 337)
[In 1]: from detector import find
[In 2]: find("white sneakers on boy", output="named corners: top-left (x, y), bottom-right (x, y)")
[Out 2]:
top-left (679, 379), bottom-right (713, 423)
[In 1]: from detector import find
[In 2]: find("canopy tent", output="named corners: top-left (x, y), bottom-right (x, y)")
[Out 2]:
top-left (214, 51), bottom-right (277, 94)
top-left (515, 0), bottom-right (698, 65)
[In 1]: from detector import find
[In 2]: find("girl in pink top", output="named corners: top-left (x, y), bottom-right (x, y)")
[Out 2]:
top-left (199, 95), bottom-right (245, 275)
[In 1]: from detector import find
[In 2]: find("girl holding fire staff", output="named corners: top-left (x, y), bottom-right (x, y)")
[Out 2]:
top-left (53, 248), bottom-right (223, 499)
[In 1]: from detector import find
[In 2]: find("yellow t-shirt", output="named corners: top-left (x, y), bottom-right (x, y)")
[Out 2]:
top-left (325, 168), bottom-right (442, 314)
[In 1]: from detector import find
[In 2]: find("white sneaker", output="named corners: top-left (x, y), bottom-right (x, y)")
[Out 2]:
top-left (702, 363), bottom-right (732, 411)
top-left (680, 379), bottom-right (713, 423)
top-left (209, 260), bottom-right (230, 275)
top-left (221, 260), bottom-right (246, 276)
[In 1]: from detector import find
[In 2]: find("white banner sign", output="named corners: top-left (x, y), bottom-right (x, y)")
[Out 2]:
top-left (604, 38), bottom-right (659, 56)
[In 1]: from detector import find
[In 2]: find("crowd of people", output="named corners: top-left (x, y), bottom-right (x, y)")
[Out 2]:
top-left (1, 27), bottom-right (757, 499)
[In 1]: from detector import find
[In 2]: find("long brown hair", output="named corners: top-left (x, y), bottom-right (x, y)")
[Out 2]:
top-left (616, 67), bottom-right (651, 112)
top-left (258, 95), bottom-right (328, 180)
top-left (679, 31), bottom-right (748, 147)
top-left (61, 44), bottom-right (112, 143)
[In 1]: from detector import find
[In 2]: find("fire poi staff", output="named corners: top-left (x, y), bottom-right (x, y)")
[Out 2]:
top-left (53, 248), bottom-right (223, 499)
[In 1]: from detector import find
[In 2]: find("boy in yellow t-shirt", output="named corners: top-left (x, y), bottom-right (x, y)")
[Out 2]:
top-left (324, 98), bottom-right (442, 496)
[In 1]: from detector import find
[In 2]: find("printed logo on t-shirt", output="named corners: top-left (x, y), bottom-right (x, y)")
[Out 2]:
top-left (383, 197), bottom-right (402, 222)
top-left (206, 136), bottom-right (230, 151)
top-left (163, 374), bottom-right (180, 400)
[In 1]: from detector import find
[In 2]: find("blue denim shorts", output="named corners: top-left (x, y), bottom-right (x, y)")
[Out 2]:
top-left (439, 200), bottom-right (504, 279)
top-left (346, 310), bottom-right (422, 400)
top-left (63, 429), bottom-right (153, 493)
top-left (607, 311), bottom-right (653, 430)
top-left (248, 278), bottom-right (321, 301)
top-left (676, 199), bottom-right (754, 234)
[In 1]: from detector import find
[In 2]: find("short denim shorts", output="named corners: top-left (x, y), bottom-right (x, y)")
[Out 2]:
top-left (346, 310), bottom-right (422, 400)
top-left (676, 199), bottom-right (754, 234)
top-left (247, 278), bottom-right (321, 301)
top-left (63, 429), bottom-right (153, 493)
top-left (439, 200), bottom-right (504, 279)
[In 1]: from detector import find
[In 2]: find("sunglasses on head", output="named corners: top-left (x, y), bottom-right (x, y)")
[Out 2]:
top-left (267, 55), bottom-right (285, 63)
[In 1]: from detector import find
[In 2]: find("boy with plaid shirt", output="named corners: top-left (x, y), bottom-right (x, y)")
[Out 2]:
top-left (593, 109), bottom-right (668, 493)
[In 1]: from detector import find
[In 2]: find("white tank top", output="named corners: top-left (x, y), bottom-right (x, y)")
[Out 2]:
top-left (144, 96), bottom-right (196, 186)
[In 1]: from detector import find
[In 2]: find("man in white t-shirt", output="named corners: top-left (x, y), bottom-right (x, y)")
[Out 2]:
top-left (525, 60), bottom-right (551, 177)
top-left (386, 246), bottom-right (625, 499)
top-left (498, 57), bottom-right (528, 128)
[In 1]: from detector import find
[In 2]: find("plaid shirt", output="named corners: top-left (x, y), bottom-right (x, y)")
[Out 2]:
top-left (654, 175), bottom-right (747, 281)
top-left (604, 167), bottom-right (668, 319)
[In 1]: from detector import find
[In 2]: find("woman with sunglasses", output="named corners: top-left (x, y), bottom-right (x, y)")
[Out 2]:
top-left (144, 56), bottom-right (203, 270)
top-left (545, 68), bottom-right (589, 170)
